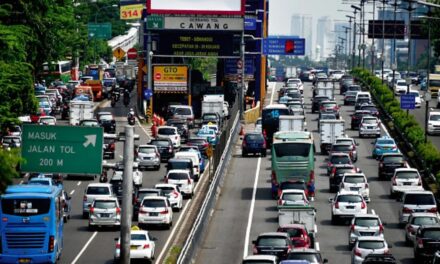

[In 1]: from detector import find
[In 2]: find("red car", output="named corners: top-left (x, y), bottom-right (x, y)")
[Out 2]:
top-left (277, 224), bottom-right (312, 249)
top-left (30, 108), bottom-right (46, 123)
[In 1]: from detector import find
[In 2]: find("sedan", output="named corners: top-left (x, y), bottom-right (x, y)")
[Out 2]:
top-left (378, 153), bottom-right (408, 180)
top-left (348, 214), bottom-right (384, 249)
top-left (242, 132), bottom-right (266, 157)
top-left (372, 136), bottom-right (399, 159)
top-left (277, 224), bottom-right (312, 249)
top-left (114, 227), bottom-right (156, 261)
top-left (394, 79), bottom-right (408, 95)
top-left (344, 91), bottom-right (357, 106)
top-left (352, 236), bottom-right (391, 264)
top-left (329, 143), bottom-right (357, 162)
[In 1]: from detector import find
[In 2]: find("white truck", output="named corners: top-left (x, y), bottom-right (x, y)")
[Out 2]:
top-left (319, 119), bottom-right (345, 154)
top-left (202, 94), bottom-right (225, 119)
top-left (69, 100), bottom-right (94, 126)
top-left (279, 115), bottom-right (307, 132)
top-left (278, 205), bottom-right (317, 245)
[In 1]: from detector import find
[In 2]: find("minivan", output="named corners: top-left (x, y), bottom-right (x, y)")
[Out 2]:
top-left (167, 158), bottom-right (194, 179)
top-left (172, 105), bottom-right (195, 128)
top-left (399, 190), bottom-right (438, 224)
top-left (174, 152), bottom-right (200, 181)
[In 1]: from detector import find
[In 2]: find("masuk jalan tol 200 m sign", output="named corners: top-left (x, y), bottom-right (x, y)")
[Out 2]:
top-left (153, 65), bottom-right (188, 93)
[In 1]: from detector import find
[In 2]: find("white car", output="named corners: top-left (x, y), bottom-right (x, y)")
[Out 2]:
top-left (223, 101), bottom-right (229, 118)
top-left (359, 116), bottom-right (381, 138)
top-left (138, 196), bottom-right (173, 229)
top-left (340, 173), bottom-right (370, 202)
top-left (399, 190), bottom-right (438, 224)
top-left (351, 236), bottom-right (390, 264)
top-left (165, 169), bottom-right (194, 197)
top-left (255, 118), bottom-right (262, 133)
top-left (405, 213), bottom-right (440, 245)
top-left (154, 183), bottom-right (183, 211)
top-left (427, 112), bottom-right (440, 135)
top-left (329, 191), bottom-right (368, 224)
top-left (394, 79), bottom-right (408, 95)
top-left (157, 126), bottom-right (181, 148)
top-left (407, 90), bottom-right (421, 108)
top-left (112, 166), bottom-right (143, 187)
top-left (390, 168), bottom-right (424, 198)
top-left (348, 214), bottom-right (384, 249)
top-left (38, 116), bottom-right (57, 125)
top-left (242, 255), bottom-right (278, 264)
top-left (114, 226), bottom-right (156, 261)
top-left (286, 78), bottom-right (304, 93)
top-left (277, 189), bottom-right (309, 206)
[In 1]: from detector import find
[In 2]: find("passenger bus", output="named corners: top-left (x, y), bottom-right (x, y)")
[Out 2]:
top-left (0, 185), bottom-right (64, 263)
top-left (262, 104), bottom-right (290, 146)
top-left (271, 131), bottom-right (316, 198)
top-left (42, 60), bottom-right (72, 83)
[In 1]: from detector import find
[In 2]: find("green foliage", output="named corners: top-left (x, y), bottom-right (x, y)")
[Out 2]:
top-left (0, 148), bottom-right (21, 192)
top-left (189, 58), bottom-right (218, 81)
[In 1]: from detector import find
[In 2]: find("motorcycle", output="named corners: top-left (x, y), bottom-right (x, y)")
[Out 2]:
top-left (61, 102), bottom-right (69, 120)
top-left (99, 172), bottom-right (108, 183)
top-left (128, 115), bottom-right (135, 125)
top-left (123, 90), bottom-right (130, 107)
top-left (111, 96), bottom-right (116, 107)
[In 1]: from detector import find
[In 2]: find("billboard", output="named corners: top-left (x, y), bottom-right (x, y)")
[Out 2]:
top-left (148, 0), bottom-right (245, 15)
top-left (153, 65), bottom-right (188, 93)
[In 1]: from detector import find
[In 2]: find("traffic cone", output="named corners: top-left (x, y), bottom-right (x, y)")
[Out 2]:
top-left (239, 126), bottom-right (245, 136)
top-left (160, 117), bottom-right (165, 126)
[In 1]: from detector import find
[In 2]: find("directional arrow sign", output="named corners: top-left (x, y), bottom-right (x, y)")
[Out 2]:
top-left (21, 125), bottom-right (103, 175)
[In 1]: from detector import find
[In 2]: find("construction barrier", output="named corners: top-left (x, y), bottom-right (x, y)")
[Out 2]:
top-left (243, 101), bottom-right (260, 124)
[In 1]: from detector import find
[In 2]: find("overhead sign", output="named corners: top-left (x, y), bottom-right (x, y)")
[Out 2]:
top-left (127, 47), bottom-right (137, 59)
top-left (263, 38), bottom-right (305, 55)
top-left (162, 16), bottom-right (244, 31)
top-left (244, 18), bottom-right (257, 31)
top-left (148, 0), bottom-right (245, 15)
top-left (87, 23), bottom-right (112, 39)
top-left (154, 31), bottom-right (241, 58)
top-left (224, 58), bottom-right (254, 80)
top-left (153, 65), bottom-right (188, 93)
top-left (21, 125), bottom-right (103, 174)
top-left (120, 4), bottom-right (143, 20)
top-left (113, 47), bottom-right (126, 60)
top-left (401, 94), bottom-right (416, 110)
top-left (147, 15), bottom-right (164, 29)
top-left (368, 20), bottom-right (427, 39)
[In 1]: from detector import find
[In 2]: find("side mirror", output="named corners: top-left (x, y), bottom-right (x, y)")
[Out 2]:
top-left (323, 259), bottom-right (328, 263)
top-left (388, 245), bottom-right (393, 249)
top-left (114, 237), bottom-right (118, 241)
top-left (328, 198), bottom-right (334, 203)
top-left (252, 240), bottom-right (256, 244)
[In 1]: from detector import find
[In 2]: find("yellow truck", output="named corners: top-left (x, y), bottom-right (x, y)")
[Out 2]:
top-left (429, 74), bottom-right (440, 97)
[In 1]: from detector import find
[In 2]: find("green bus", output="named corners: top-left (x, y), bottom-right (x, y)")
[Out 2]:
top-left (41, 61), bottom-right (72, 83)
top-left (271, 131), bottom-right (315, 198)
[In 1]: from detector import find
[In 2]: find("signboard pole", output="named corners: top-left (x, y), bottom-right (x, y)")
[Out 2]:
top-left (147, 29), bottom-right (153, 119)
top-left (239, 31), bottom-right (245, 118)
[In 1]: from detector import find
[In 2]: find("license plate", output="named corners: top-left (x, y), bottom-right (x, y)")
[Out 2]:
top-left (415, 209), bottom-right (425, 212)
top-left (346, 206), bottom-right (355, 209)
top-left (100, 213), bottom-right (110, 217)
top-left (250, 144), bottom-right (258, 148)
top-left (131, 245), bottom-right (138, 250)
top-left (150, 212), bottom-right (158, 216)
top-left (350, 187), bottom-right (360, 191)
top-left (403, 182), bottom-right (412, 186)
top-left (19, 259), bottom-right (31, 263)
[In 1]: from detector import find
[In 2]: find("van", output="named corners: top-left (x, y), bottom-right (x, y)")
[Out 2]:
top-left (167, 158), bottom-right (194, 180)
top-left (174, 152), bottom-right (200, 181)
top-left (399, 190), bottom-right (438, 224)
top-left (172, 105), bottom-right (195, 128)
top-left (355, 91), bottom-right (371, 102)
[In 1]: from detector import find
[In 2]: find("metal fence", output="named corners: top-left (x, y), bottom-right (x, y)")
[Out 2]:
top-left (177, 96), bottom-right (240, 264)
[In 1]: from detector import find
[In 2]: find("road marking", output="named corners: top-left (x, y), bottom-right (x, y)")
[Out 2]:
top-left (379, 121), bottom-right (390, 137)
top-left (270, 82), bottom-right (276, 105)
top-left (243, 157), bottom-right (262, 258)
top-left (315, 242), bottom-right (320, 251)
top-left (77, 181), bottom-right (81, 186)
top-left (70, 190), bottom-right (75, 195)
top-left (314, 224), bottom-right (318, 233)
top-left (136, 118), bottom-right (152, 142)
top-left (156, 200), bottom-right (192, 263)
top-left (371, 209), bottom-right (376, 215)
top-left (71, 231), bottom-right (98, 264)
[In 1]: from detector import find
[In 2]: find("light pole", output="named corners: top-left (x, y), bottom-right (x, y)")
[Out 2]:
top-left (390, 0), bottom-right (399, 93)
top-left (380, 1), bottom-right (388, 84)
top-left (371, 0), bottom-right (377, 73)
top-left (402, 0), bottom-right (417, 116)
top-left (346, 15), bottom-right (354, 70)
top-left (351, 5), bottom-right (362, 67)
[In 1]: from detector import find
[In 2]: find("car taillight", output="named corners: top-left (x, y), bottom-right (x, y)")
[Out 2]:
top-left (188, 179), bottom-right (191, 184)
top-left (278, 199), bottom-right (284, 206)
top-left (331, 167), bottom-right (336, 177)
top-left (417, 238), bottom-right (424, 248)
top-left (361, 201), bottom-right (366, 209)
top-left (392, 146), bottom-right (397, 150)
top-left (429, 207), bottom-right (438, 213)
top-left (83, 195), bottom-right (87, 201)
top-left (242, 140), bottom-right (247, 147)
top-left (253, 245), bottom-right (258, 254)
top-left (379, 162), bottom-right (384, 168)
top-left (403, 207), bottom-right (413, 214)
top-left (262, 140), bottom-right (266, 149)
top-left (139, 208), bottom-right (147, 214)
top-left (90, 207), bottom-right (94, 214)
top-left (350, 224), bottom-right (355, 232)
top-left (392, 177), bottom-right (397, 186)
top-left (116, 243), bottom-right (120, 249)
top-left (379, 224), bottom-right (384, 233)
top-left (288, 244), bottom-right (293, 251)
top-left (48, 235), bottom-right (54, 252)
top-left (173, 191), bottom-right (179, 198)
top-left (263, 129), bottom-right (267, 138)
top-left (164, 178), bottom-right (168, 183)
top-left (354, 247), bottom-right (362, 257)
top-left (384, 249), bottom-right (390, 254)
top-left (110, 143), bottom-right (115, 150)
top-left (160, 209), bottom-right (169, 214)
top-left (203, 143), bottom-right (209, 148)
top-left (335, 202), bottom-right (339, 209)
top-left (116, 207), bottom-right (121, 214)
top-left (418, 179), bottom-right (422, 186)
top-left (143, 244), bottom-right (150, 249)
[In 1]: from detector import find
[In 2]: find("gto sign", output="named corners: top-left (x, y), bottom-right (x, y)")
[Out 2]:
top-left (163, 16), bottom-right (244, 31)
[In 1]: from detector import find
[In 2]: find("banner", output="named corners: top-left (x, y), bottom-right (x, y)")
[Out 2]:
top-left (120, 4), bottom-right (143, 20)
top-left (153, 65), bottom-right (188, 93)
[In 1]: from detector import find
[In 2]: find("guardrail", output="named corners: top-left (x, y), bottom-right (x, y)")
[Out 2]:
top-left (177, 98), bottom-right (241, 264)
top-left (243, 101), bottom-right (261, 124)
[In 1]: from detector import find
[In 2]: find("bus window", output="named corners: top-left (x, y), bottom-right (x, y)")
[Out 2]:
top-left (274, 142), bottom-right (311, 157)
top-left (1, 198), bottom-right (50, 216)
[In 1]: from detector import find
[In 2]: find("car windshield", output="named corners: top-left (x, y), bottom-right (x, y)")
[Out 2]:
top-left (156, 187), bottom-right (175, 195)
top-left (358, 241), bottom-right (385, 249)
top-left (87, 187), bottom-right (110, 195)
top-left (151, 140), bottom-right (169, 147)
top-left (281, 182), bottom-right (305, 190)
top-left (413, 217), bottom-right (439, 225)
top-left (94, 200), bottom-right (116, 209)
top-left (282, 193), bottom-right (304, 201)
top-left (404, 194), bottom-right (435, 205)
top-left (321, 114), bottom-right (336, 120)
top-left (363, 118), bottom-right (377, 124)
top-left (355, 218), bottom-right (379, 227)
top-left (331, 155), bottom-right (351, 164)
top-left (257, 237), bottom-right (287, 247)
top-left (168, 172), bottom-right (189, 180)
top-left (344, 176), bottom-right (365, 183)
top-left (337, 195), bottom-right (362, 203)
top-left (138, 191), bottom-right (160, 200)
top-left (362, 106), bottom-right (377, 111)
top-left (336, 168), bottom-right (355, 175)
top-left (99, 114), bottom-right (113, 121)
top-left (82, 121), bottom-right (98, 126)
top-left (131, 234), bottom-right (147, 240)
top-left (175, 108), bottom-right (191, 115)
top-left (158, 128), bottom-right (176, 135)
top-left (348, 86), bottom-right (361, 91)
top-left (322, 102), bottom-right (337, 108)
top-left (287, 253), bottom-right (320, 262)
top-left (139, 147), bottom-right (155, 154)
top-left (383, 156), bottom-right (404, 163)
top-left (336, 139), bottom-right (353, 145)
top-left (332, 145), bottom-right (351, 152)
top-left (422, 229), bottom-right (440, 240)
top-left (28, 180), bottom-right (50, 186)
top-left (274, 143), bottom-right (311, 158)
top-left (430, 115), bottom-right (440, 121)
top-left (396, 171), bottom-right (419, 179)
top-left (246, 134), bottom-right (264, 141)
top-left (397, 81), bottom-right (406, 85)
top-left (142, 199), bottom-right (166, 208)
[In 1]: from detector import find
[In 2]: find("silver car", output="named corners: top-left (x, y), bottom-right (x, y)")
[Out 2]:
top-left (136, 145), bottom-right (161, 170)
top-left (405, 213), bottom-right (440, 245)
top-left (348, 214), bottom-right (384, 249)
top-left (359, 116), bottom-right (381, 138)
top-left (351, 236), bottom-right (390, 264)
top-left (88, 197), bottom-right (121, 229)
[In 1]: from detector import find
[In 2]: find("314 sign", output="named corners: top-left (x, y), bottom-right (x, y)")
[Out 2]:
top-left (120, 4), bottom-right (143, 20)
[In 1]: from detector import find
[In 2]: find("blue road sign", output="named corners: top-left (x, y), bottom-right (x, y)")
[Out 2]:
top-left (245, 18), bottom-right (257, 31)
top-left (144, 89), bottom-right (153, 100)
top-left (400, 94), bottom-right (416, 110)
top-left (263, 38), bottom-right (305, 55)
top-left (224, 58), bottom-right (254, 76)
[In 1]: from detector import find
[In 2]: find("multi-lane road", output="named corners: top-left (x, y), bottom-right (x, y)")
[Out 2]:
top-left (196, 81), bottom-right (417, 263)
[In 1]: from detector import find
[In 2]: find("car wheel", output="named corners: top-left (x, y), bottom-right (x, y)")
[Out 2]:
top-left (156, 165), bottom-right (161, 171)
top-left (242, 151), bottom-right (247, 157)
top-left (372, 153), bottom-right (376, 159)
top-left (359, 134), bottom-right (363, 138)
top-left (82, 212), bottom-right (88, 219)
top-left (88, 224), bottom-right (94, 231)
top-left (331, 214), bottom-right (337, 225)
top-left (63, 216), bottom-right (68, 223)
top-left (405, 234), bottom-right (411, 245)
top-left (111, 154), bottom-right (115, 159)
top-left (261, 150), bottom-right (266, 157)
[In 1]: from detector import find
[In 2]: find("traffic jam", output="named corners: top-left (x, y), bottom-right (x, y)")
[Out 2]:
top-left (243, 72), bottom-right (440, 264)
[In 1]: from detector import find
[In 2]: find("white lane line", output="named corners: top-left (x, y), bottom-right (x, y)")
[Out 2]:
top-left (379, 121), bottom-right (390, 137)
top-left (156, 200), bottom-right (192, 263)
top-left (77, 181), bottom-right (81, 186)
top-left (136, 118), bottom-right (152, 142)
top-left (243, 157), bottom-right (262, 258)
top-left (315, 242), bottom-right (320, 251)
top-left (70, 190), bottom-right (75, 196)
top-left (270, 82), bottom-right (276, 105)
top-left (314, 224), bottom-right (318, 233)
top-left (371, 209), bottom-right (376, 215)
top-left (71, 231), bottom-right (98, 264)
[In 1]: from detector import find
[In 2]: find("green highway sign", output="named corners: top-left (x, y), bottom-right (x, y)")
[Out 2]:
top-left (88, 23), bottom-right (112, 39)
top-left (147, 15), bottom-right (164, 29)
top-left (21, 125), bottom-right (103, 175)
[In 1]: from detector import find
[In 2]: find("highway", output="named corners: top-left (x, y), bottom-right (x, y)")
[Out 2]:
top-left (196, 81), bottom-right (416, 263)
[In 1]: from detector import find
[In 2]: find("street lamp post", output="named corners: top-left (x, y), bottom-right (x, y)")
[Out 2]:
top-left (346, 15), bottom-right (355, 70)
top-left (380, 1), bottom-right (387, 84)
top-left (371, 0), bottom-right (377, 73)
top-left (351, 5), bottom-right (361, 69)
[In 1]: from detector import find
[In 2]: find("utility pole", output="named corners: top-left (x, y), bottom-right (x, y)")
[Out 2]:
top-left (371, 0), bottom-right (377, 73)
top-left (361, 0), bottom-right (366, 68)
top-left (391, 0), bottom-right (398, 99)
top-left (239, 31), bottom-right (245, 117)
top-left (146, 26), bottom-right (153, 120)
top-left (381, 0), bottom-right (387, 84)
top-left (405, 0), bottom-right (416, 116)
top-left (346, 15), bottom-right (354, 70)
top-left (120, 125), bottom-right (134, 264)
top-left (425, 7), bottom-right (432, 143)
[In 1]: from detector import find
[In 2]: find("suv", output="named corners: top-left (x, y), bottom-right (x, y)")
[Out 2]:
top-left (171, 105), bottom-right (194, 128)
top-left (311, 95), bottom-right (329, 113)
top-left (326, 152), bottom-right (352, 176)
top-left (329, 143), bottom-right (357, 162)
top-left (319, 100), bottom-right (340, 118)
top-left (286, 248), bottom-right (328, 263)
top-left (378, 153), bottom-right (408, 180)
top-left (362, 254), bottom-right (397, 264)
top-left (242, 132), bottom-right (266, 157)
top-left (166, 118), bottom-right (189, 141)
top-left (329, 191), bottom-right (367, 224)
top-left (83, 183), bottom-right (114, 218)
top-left (390, 168), bottom-right (424, 198)
top-left (352, 237), bottom-right (391, 264)
top-left (340, 173), bottom-right (370, 202)
top-left (414, 225), bottom-right (440, 261)
top-left (348, 214), bottom-right (384, 249)
top-left (399, 191), bottom-right (438, 224)
top-left (137, 196), bottom-right (173, 229)
top-left (427, 112), bottom-right (440, 135)
top-left (88, 197), bottom-right (121, 229)
top-left (359, 116), bottom-right (381, 138)
top-left (405, 213), bottom-right (440, 245)
top-left (133, 188), bottom-right (163, 220)
top-left (350, 110), bottom-right (372, 130)
top-left (335, 137), bottom-right (359, 161)
top-left (136, 145), bottom-right (161, 170)
top-left (150, 138), bottom-right (174, 161)
top-left (252, 232), bottom-right (292, 260)
top-left (157, 126), bottom-right (181, 149)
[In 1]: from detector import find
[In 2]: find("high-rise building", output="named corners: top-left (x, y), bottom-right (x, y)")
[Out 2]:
top-left (290, 14), bottom-right (302, 36)
top-left (290, 14), bottom-right (313, 58)
top-left (316, 16), bottom-right (334, 59)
